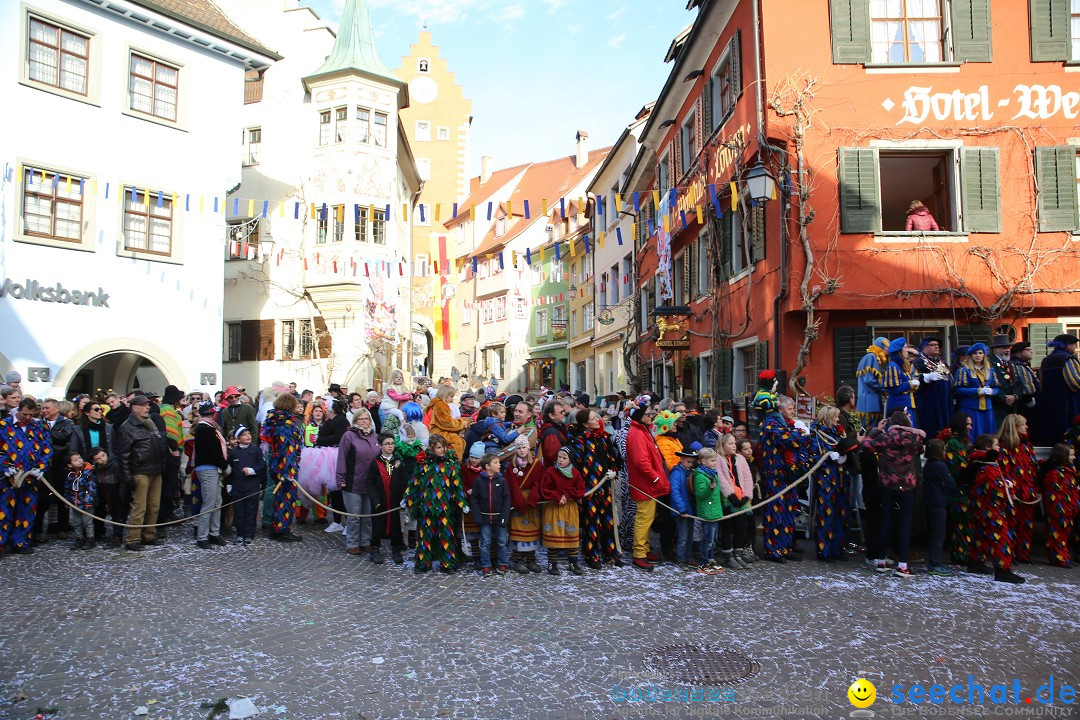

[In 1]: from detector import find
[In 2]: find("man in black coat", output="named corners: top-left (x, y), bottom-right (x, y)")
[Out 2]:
top-left (113, 395), bottom-right (167, 551)
top-left (36, 398), bottom-right (77, 541)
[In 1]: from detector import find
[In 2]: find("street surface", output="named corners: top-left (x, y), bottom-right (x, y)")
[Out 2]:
top-left (2, 527), bottom-right (1077, 720)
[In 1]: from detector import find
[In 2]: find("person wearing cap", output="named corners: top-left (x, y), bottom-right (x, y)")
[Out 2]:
top-left (913, 337), bottom-right (952, 440)
top-left (954, 342), bottom-right (999, 438)
top-left (988, 334), bottom-right (1018, 424)
top-left (574, 394), bottom-right (590, 413)
top-left (191, 400), bottom-right (229, 549)
top-left (227, 425), bottom-right (265, 545)
top-left (882, 337), bottom-right (921, 425)
top-left (1039, 334), bottom-right (1080, 446)
top-left (668, 442), bottom-right (700, 569)
top-left (855, 337), bottom-right (890, 428)
top-left (460, 441), bottom-right (487, 568)
top-left (113, 394), bottom-right (168, 551)
top-left (219, 386), bottom-right (258, 443)
top-left (1009, 341), bottom-right (1040, 434)
top-left (3, 371), bottom-right (21, 391)
top-left (158, 385), bottom-right (185, 529)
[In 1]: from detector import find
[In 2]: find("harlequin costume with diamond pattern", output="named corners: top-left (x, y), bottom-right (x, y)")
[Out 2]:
top-left (809, 420), bottom-right (846, 560)
top-left (261, 408), bottom-right (302, 536)
top-left (0, 415), bottom-right (53, 550)
top-left (998, 435), bottom-right (1039, 562)
top-left (568, 424), bottom-right (621, 564)
top-left (404, 448), bottom-right (468, 571)
top-left (938, 427), bottom-right (971, 564)
top-left (1042, 463), bottom-right (1078, 567)
top-left (753, 371), bottom-right (811, 561)
top-left (968, 448), bottom-right (1014, 571)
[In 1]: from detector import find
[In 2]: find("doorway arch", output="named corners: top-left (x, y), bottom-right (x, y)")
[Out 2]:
top-left (51, 338), bottom-right (187, 398)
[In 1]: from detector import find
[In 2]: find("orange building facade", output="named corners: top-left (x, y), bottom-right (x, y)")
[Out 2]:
top-left (630, 0), bottom-right (1080, 413)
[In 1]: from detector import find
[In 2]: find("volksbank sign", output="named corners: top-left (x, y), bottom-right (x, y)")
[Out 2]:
top-left (0, 278), bottom-right (110, 308)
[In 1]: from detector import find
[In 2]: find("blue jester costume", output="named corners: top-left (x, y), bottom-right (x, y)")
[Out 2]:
top-left (404, 447), bottom-right (468, 571)
top-left (809, 420), bottom-right (847, 560)
top-left (0, 415), bottom-right (53, 551)
top-left (753, 371), bottom-right (813, 561)
top-left (261, 408), bottom-right (303, 536)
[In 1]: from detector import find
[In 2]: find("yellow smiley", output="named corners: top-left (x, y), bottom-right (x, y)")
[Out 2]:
top-left (848, 678), bottom-right (876, 708)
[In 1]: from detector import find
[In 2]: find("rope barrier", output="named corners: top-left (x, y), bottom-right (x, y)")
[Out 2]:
top-left (35, 473), bottom-right (264, 530)
top-left (290, 479), bottom-right (401, 519)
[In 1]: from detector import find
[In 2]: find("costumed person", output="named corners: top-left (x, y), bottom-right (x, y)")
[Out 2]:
top-left (1038, 334), bottom-right (1080, 446)
top-left (227, 425), bottom-right (266, 546)
top-left (862, 411), bottom-right (925, 577)
top-left (64, 451), bottom-right (97, 549)
top-left (260, 393), bottom-right (304, 542)
top-left (624, 399), bottom-right (668, 571)
top-left (882, 337), bottom-right (919, 425)
top-left (855, 337), bottom-right (890, 428)
top-left (996, 413), bottom-right (1039, 564)
top-left (367, 433), bottom-right (407, 565)
top-left (394, 423), bottom-right (423, 548)
top-left (808, 405), bottom-right (848, 562)
top-left (913, 336), bottom-right (952, 439)
top-left (0, 398), bottom-right (53, 554)
top-left (1009, 341), bottom-right (1040, 438)
top-left (538, 400), bottom-right (569, 469)
top-left (1038, 443), bottom-right (1078, 568)
top-left (953, 342), bottom-right (998, 438)
top-left (905, 199), bottom-right (940, 231)
top-left (567, 409), bottom-right (621, 569)
top-left (460, 441), bottom-right (487, 568)
top-left (717, 434), bottom-right (754, 569)
top-left (404, 433), bottom-right (468, 573)
top-left (653, 410), bottom-right (683, 472)
top-left (427, 385), bottom-right (469, 458)
top-left (506, 435), bottom-right (544, 574)
top-left (312, 400), bottom-right (350, 531)
top-left (379, 368), bottom-right (414, 424)
top-left (939, 411), bottom-right (973, 564)
top-left (401, 401), bottom-right (429, 448)
top-left (754, 374), bottom-right (812, 563)
top-left (989, 335), bottom-right (1018, 428)
top-left (967, 433), bottom-right (1025, 584)
top-left (540, 446), bottom-right (586, 576)
top-left (296, 402), bottom-right (325, 525)
top-left (469, 452), bottom-right (511, 576)
top-left (922, 439), bottom-right (956, 576)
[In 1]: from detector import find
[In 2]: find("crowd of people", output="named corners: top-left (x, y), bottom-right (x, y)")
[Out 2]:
top-left (1, 342), bottom-right (1078, 584)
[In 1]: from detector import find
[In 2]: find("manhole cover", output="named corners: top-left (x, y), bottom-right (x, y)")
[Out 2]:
top-left (643, 644), bottom-right (760, 686)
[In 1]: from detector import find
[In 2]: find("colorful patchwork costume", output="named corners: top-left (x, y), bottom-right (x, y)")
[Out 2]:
top-left (261, 408), bottom-right (303, 536)
top-left (405, 449), bottom-right (468, 571)
top-left (938, 427), bottom-right (972, 564)
top-left (968, 448), bottom-right (1014, 571)
top-left (998, 436), bottom-right (1039, 563)
top-left (809, 420), bottom-right (847, 560)
top-left (753, 376), bottom-right (811, 561)
top-left (568, 424), bottom-right (621, 565)
top-left (1042, 464), bottom-right (1079, 567)
top-left (0, 416), bottom-right (53, 550)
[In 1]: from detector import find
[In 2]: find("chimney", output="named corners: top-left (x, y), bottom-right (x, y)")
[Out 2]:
top-left (575, 130), bottom-right (589, 169)
top-left (480, 155), bottom-right (493, 184)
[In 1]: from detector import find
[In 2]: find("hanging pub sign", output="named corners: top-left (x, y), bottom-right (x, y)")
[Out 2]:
top-left (655, 315), bottom-right (690, 350)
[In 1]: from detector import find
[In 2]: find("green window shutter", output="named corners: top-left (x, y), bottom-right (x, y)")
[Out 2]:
top-left (951, 0), bottom-right (993, 62)
top-left (716, 347), bottom-right (734, 403)
top-left (829, 0), bottom-right (871, 64)
top-left (1035, 146), bottom-right (1080, 231)
top-left (1028, 322), bottom-right (1064, 365)
top-left (729, 29), bottom-right (743, 99)
top-left (1029, 0), bottom-right (1070, 62)
top-left (751, 205), bottom-right (766, 263)
top-left (755, 340), bottom-right (770, 380)
top-left (718, 211), bottom-right (733, 280)
top-left (838, 147), bottom-right (880, 233)
top-left (961, 147), bottom-right (1001, 232)
top-left (950, 324), bottom-right (993, 349)
top-left (703, 77), bottom-right (714, 134)
top-left (833, 327), bottom-right (874, 392)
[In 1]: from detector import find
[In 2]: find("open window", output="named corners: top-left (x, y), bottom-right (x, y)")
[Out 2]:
top-left (878, 149), bottom-right (955, 231)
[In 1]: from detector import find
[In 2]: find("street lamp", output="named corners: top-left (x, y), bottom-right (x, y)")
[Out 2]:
top-left (744, 161), bottom-right (776, 203)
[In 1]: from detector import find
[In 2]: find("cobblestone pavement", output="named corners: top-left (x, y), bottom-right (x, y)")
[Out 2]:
top-left (1, 523), bottom-right (1078, 720)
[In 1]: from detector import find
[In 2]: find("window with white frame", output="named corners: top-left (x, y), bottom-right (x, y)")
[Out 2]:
top-left (550, 262), bottom-right (563, 283)
top-left (495, 214), bottom-right (507, 238)
top-left (437, 126), bottom-right (450, 141)
top-left (532, 262), bottom-right (542, 285)
top-left (355, 106), bottom-right (371, 143)
top-left (673, 252), bottom-right (685, 303)
top-left (129, 53), bottom-right (178, 121)
top-left (316, 211), bottom-right (328, 244)
top-left (245, 127), bottom-right (261, 165)
top-left (28, 16), bottom-right (89, 95)
top-left (226, 322), bottom-right (241, 363)
top-left (695, 229), bottom-right (712, 295)
top-left (536, 308), bottom-right (549, 337)
top-left (354, 206), bottom-right (368, 242)
top-left (622, 255), bottom-right (632, 300)
top-left (462, 303), bottom-right (472, 324)
top-left (698, 354), bottom-right (713, 405)
top-left (514, 296), bottom-right (526, 319)
top-left (416, 121), bottom-right (431, 142)
top-left (495, 296), bottom-right (507, 320)
top-left (372, 208), bottom-right (386, 244)
top-left (870, 0), bottom-right (944, 64)
top-left (658, 153), bottom-right (671, 198)
top-left (21, 167), bottom-right (84, 243)
top-left (281, 320), bottom-right (295, 359)
top-left (571, 309), bottom-right (578, 336)
top-left (711, 51), bottom-right (736, 131)
top-left (736, 343), bottom-right (758, 401)
top-left (483, 299), bottom-right (494, 323)
top-left (416, 158), bottom-right (431, 181)
top-left (332, 213), bottom-right (344, 243)
top-left (373, 112), bottom-right (388, 147)
top-left (1073, 0), bottom-right (1080, 61)
top-left (123, 186), bottom-right (172, 255)
top-left (584, 304), bottom-right (594, 331)
top-left (478, 261), bottom-right (489, 280)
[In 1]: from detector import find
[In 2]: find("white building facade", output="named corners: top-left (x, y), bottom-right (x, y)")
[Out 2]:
top-left (0, 0), bottom-right (277, 399)
top-left (220, 0), bottom-right (420, 394)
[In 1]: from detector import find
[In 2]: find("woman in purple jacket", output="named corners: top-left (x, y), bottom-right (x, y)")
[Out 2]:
top-left (336, 408), bottom-right (380, 556)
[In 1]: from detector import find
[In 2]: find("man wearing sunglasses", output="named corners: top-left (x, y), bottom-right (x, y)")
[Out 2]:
top-left (219, 386), bottom-right (258, 442)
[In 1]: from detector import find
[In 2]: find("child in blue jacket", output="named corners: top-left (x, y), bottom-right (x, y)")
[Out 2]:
top-left (668, 442), bottom-right (701, 569)
top-left (228, 425), bottom-right (267, 545)
top-left (65, 451), bottom-right (98, 549)
top-left (922, 438), bottom-right (956, 576)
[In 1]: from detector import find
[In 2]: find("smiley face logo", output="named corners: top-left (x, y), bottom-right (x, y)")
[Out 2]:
top-left (848, 678), bottom-right (876, 708)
